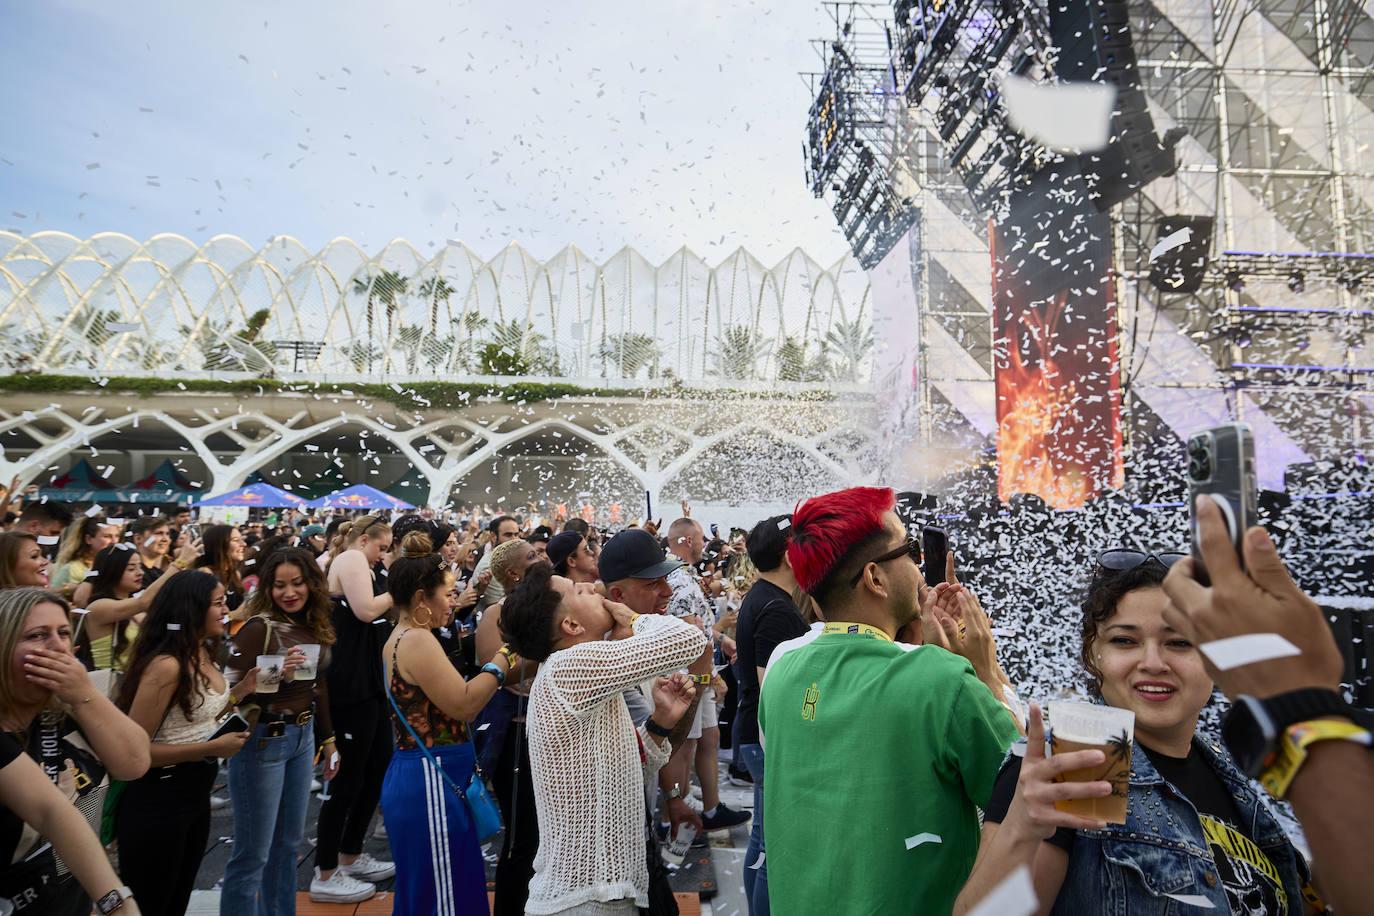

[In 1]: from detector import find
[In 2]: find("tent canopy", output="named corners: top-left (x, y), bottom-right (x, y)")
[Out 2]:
top-left (195, 483), bottom-right (308, 508)
top-left (306, 484), bottom-right (415, 511)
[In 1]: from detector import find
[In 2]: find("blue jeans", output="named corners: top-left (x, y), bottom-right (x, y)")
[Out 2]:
top-left (221, 721), bottom-right (315, 916)
top-left (737, 743), bottom-right (768, 916)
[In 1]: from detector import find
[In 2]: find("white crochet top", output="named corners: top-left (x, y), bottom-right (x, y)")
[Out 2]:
top-left (524, 613), bottom-right (706, 914)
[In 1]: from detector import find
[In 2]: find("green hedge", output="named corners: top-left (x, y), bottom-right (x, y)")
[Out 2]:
top-left (0, 373), bottom-right (844, 408)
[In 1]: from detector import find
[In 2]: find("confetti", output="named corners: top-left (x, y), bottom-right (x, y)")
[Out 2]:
top-left (903, 832), bottom-right (942, 850)
top-left (1199, 634), bottom-right (1302, 671)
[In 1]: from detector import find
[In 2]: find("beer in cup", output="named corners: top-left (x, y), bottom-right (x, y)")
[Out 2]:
top-left (256, 655), bottom-right (285, 694)
top-left (295, 644), bottom-right (321, 680)
top-left (1048, 700), bottom-right (1134, 824)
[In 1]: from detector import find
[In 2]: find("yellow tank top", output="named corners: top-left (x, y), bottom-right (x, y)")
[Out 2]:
top-left (90, 622), bottom-right (140, 670)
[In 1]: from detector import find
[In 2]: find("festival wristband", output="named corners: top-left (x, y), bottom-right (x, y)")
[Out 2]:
top-left (481, 662), bottom-right (507, 688)
top-left (1260, 719), bottom-right (1373, 799)
top-left (645, 718), bottom-right (673, 738)
top-left (691, 674), bottom-right (713, 685)
top-left (821, 621), bottom-right (895, 642)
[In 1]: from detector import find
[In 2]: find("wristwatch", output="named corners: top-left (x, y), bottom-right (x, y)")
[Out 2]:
top-left (1222, 689), bottom-right (1354, 777)
top-left (95, 886), bottom-right (135, 914)
top-left (665, 783), bottom-right (685, 801)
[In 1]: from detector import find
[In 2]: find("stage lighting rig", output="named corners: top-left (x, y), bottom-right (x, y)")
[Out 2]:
top-left (803, 4), bottom-right (922, 269)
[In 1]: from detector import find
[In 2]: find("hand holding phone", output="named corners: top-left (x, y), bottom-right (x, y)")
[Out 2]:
top-left (1186, 423), bottom-right (1257, 586)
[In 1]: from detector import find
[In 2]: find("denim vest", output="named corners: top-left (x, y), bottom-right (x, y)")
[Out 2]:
top-left (1045, 736), bottom-right (1306, 915)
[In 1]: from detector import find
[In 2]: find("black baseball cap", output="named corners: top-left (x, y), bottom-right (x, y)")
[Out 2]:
top-left (546, 530), bottom-right (583, 570)
top-left (597, 529), bottom-right (680, 583)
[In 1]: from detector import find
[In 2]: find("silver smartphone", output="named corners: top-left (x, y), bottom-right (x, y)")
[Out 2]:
top-left (1186, 422), bottom-right (1257, 586)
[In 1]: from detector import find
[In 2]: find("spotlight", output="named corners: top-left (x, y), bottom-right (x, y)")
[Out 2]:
top-left (1225, 271), bottom-right (1246, 292)
top-left (1287, 272), bottom-right (1305, 293)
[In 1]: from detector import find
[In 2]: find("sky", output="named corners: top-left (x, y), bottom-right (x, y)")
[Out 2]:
top-left (0, 0), bottom-right (854, 267)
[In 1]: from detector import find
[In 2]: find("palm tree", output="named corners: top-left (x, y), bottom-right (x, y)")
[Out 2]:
top-left (418, 276), bottom-right (456, 335)
top-left (352, 270), bottom-right (409, 339)
top-left (711, 324), bottom-right (770, 380)
top-left (396, 324), bottom-right (424, 373)
top-left (826, 313), bottom-right (874, 382)
top-left (777, 336), bottom-right (807, 382)
top-left (597, 332), bottom-right (661, 379)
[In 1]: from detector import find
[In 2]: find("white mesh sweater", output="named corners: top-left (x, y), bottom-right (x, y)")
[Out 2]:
top-left (524, 613), bottom-right (707, 914)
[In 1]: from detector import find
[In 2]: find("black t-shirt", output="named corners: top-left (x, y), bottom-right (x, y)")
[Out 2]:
top-left (141, 563), bottom-right (164, 586)
top-left (0, 730), bottom-right (24, 867)
top-left (734, 578), bottom-right (807, 746)
top-left (985, 743), bottom-right (1290, 914)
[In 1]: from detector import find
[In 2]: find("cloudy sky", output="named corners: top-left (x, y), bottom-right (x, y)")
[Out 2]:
top-left (0, 0), bottom-right (854, 266)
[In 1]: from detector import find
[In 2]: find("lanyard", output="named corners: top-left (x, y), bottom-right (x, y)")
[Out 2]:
top-left (821, 622), bottom-right (894, 642)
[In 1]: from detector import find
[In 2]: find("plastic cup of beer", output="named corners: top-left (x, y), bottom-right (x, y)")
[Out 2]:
top-left (256, 655), bottom-right (285, 694)
top-left (1047, 701), bottom-right (1134, 824)
top-left (295, 644), bottom-right (321, 680)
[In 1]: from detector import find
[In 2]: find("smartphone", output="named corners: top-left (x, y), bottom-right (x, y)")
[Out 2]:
top-left (210, 712), bottom-right (251, 740)
top-left (1186, 422), bottom-right (1257, 586)
top-left (185, 523), bottom-right (201, 542)
top-left (921, 525), bottom-right (948, 586)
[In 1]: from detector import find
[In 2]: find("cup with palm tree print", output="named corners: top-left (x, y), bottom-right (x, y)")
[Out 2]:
top-left (1047, 701), bottom-right (1135, 824)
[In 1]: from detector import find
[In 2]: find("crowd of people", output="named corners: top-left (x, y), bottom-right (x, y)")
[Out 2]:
top-left (0, 479), bottom-right (1369, 916)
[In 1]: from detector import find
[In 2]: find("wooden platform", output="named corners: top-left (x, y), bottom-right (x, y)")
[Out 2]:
top-left (289, 890), bottom-right (702, 915)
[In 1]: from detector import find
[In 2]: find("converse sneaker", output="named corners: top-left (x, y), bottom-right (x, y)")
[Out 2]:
top-left (309, 867), bottom-right (375, 903)
top-left (701, 802), bottom-right (751, 831)
top-left (340, 852), bottom-right (396, 882)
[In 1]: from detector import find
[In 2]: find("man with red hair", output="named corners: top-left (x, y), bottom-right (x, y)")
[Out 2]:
top-left (759, 486), bottom-right (1019, 915)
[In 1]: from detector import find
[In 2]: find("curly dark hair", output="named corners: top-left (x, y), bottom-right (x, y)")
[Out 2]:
top-left (499, 563), bottom-right (564, 662)
top-left (240, 548), bottom-right (336, 645)
top-left (116, 570), bottom-right (223, 719)
top-left (388, 531), bottom-right (450, 610)
top-left (1079, 558), bottom-right (1170, 694)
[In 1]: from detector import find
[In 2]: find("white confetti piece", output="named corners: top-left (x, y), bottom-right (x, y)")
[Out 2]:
top-left (904, 832), bottom-right (942, 850)
top-left (476, 723), bottom-right (491, 731)
top-left (86, 504), bottom-right (103, 517)
top-left (36, 535), bottom-right (59, 545)
top-left (106, 322), bottom-right (140, 333)
top-left (144, 536), bottom-right (157, 547)
top-left (967, 864), bottom-right (1036, 916)
top-left (1148, 226), bottom-right (1192, 264)
top-left (1001, 75), bottom-right (1115, 152)
top-left (748, 851), bottom-right (765, 870)
top-left (1163, 894), bottom-right (1216, 908)
top-left (1199, 634), bottom-right (1302, 671)
top-left (167, 623), bottom-right (181, 630)
top-left (777, 519), bottom-right (790, 530)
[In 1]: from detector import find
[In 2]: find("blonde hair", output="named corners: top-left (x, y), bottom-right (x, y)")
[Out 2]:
top-left (325, 514), bottom-right (392, 572)
top-left (489, 539), bottom-right (529, 587)
top-left (0, 588), bottom-right (72, 722)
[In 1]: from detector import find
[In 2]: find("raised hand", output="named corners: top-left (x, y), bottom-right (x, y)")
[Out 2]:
top-left (652, 672), bottom-right (697, 725)
top-left (1162, 495), bottom-right (1343, 699)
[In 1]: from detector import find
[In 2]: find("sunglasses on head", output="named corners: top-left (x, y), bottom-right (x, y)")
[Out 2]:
top-left (849, 535), bottom-right (922, 588)
top-left (1096, 548), bottom-right (1187, 571)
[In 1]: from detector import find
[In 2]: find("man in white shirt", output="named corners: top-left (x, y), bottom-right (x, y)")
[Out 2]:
top-left (500, 564), bottom-right (706, 915)
top-left (473, 515), bottom-right (522, 612)
top-left (662, 518), bottom-right (750, 833)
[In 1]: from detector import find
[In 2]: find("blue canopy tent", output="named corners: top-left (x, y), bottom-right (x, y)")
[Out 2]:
top-left (194, 483), bottom-right (309, 509)
top-left (306, 484), bottom-right (416, 511)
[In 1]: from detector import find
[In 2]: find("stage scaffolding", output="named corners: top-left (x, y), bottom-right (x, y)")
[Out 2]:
top-left (805, 0), bottom-right (1374, 487)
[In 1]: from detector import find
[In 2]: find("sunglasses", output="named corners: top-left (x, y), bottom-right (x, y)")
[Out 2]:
top-left (1096, 548), bottom-right (1187, 571)
top-left (849, 535), bottom-right (922, 588)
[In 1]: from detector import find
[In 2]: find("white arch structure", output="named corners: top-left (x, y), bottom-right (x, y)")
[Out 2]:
top-left (0, 391), bottom-right (878, 508)
top-left (0, 231), bottom-right (873, 384)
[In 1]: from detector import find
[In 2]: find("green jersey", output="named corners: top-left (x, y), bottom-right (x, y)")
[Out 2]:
top-left (759, 630), bottom-right (1018, 915)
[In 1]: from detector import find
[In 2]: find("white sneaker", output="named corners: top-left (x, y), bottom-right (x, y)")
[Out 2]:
top-left (209, 794), bottom-right (229, 810)
top-left (372, 821), bottom-right (388, 840)
top-left (340, 852), bottom-right (396, 882)
top-left (309, 867), bottom-right (375, 903)
top-left (310, 778), bottom-right (322, 792)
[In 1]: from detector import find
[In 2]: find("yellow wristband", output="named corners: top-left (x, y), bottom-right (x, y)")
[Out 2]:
top-left (691, 674), bottom-right (713, 685)
top-left (629, 613), bottom-right (642, 630)
top-left (1261, 719), bottom-right (1373, 799)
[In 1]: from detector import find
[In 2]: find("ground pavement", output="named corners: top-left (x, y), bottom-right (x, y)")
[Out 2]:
top-left (170, 747), bottom-right (753, 915)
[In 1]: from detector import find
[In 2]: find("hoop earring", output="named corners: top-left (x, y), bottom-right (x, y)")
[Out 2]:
top-left (413, 606), bottom-right (434, 628)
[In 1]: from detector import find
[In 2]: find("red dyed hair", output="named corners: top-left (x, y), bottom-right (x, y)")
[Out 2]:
top-left (786, 486), bottom-right (896, 595)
